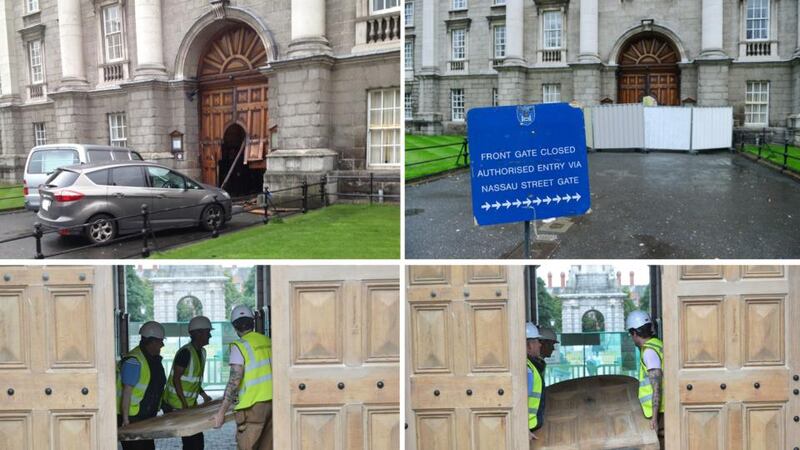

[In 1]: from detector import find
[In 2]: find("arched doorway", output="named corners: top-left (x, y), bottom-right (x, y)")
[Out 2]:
top-left (616, 33), bottom-right (680, 105)
top-left (176, 296), bottom-right (204, 322)
top-left (198, 24), bottom-right (269, 193)
top-left (582, 309), bottom-right (605, 332)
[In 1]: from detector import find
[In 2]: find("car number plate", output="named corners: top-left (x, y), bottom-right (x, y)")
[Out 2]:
top-left (41, 198), bottom-right (51, 211)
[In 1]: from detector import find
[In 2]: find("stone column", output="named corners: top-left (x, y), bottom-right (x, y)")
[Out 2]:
top-left (505, 0), bottom-right (524, 65)
top-left (57, 0), bottom-right (88, 88)
top-left (578, 0), bottom-right (600, 63)
top-left (0, 1), bottom-right (17, 98)
top-left (288, 0), bottom-right (331, 56)
top-left (134, 0), bottom-right (167, 79)
top-left (699, 0), bottom-right (726, 58)
top-left (795, 0), bottom-right (800, 57)
top-left (421, 0), bottom-right (436, 70)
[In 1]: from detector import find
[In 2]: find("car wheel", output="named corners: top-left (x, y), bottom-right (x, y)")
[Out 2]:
top-left (200, 204), bottom-right (224, 231)
top-left (85, 214), bottom-right (117, 245)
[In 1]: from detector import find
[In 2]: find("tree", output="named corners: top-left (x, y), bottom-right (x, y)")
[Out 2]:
top-left (125, 266), bottom-right (153, 322)
top-left (536, 277), bottom-right (562, 332)
top-left (176, 297), bottom-right (203, 322)
top-left (242, 267), bottom-right (256, 306)
top-left (582, 310), bottom-right (605, 332)
top-left (639, 284), bottom-right (651, 312)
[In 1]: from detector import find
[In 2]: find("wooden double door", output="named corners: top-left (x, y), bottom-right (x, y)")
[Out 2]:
top-left (0, 266), bottom-right (116, 450)
top-left (271, 266), bottom-right (400, 450)
top-left (663, 266), bottom-right (800, 450)
top-left (618, 71), bottom-right (680, 106)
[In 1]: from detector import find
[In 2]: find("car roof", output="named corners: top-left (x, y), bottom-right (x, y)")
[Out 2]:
top-left (31, 144), bottom-right (138, 152)
top-left (60, 160), bottom-right (169, 172)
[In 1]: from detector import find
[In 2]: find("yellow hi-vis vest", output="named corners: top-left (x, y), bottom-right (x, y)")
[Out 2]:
top-left (638, 337), bottom-right (665, 419)
top-left (232, 331), bottom-right (273, 411)
top-left (527, 359), bottom-right (543, 430)
top-left (116, 346), bottom-right (151, 416)
top-left (163, 343), bottom-right (205, 409)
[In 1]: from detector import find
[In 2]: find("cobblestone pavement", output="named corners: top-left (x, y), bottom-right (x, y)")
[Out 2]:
top-left (406, 150), bottom-right (800, 259)
top-left (117, 421), bottom-right (237, 450)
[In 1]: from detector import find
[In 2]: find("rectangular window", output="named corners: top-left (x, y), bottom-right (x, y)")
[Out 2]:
top-left (404, 1), bottom-right (414, 26)
top-left (745, 81), bottom-right (769, 126)
top-left (372, 0), bottom-right (399, 13)
top-left (103, 5), bottom-right (124, 61)
top-left (492, 88), bottom-right (499, 107)
top-left (746, 0), bottom-right (769, 40)
top-left (28, 40), bottom-right (43, 84)
top-left (493, 0), bottom-right (506, 4)
top-left (451, 28), bottom-right (466, 60)
top-left (543, 11), bottom-right (562, 49)
top-left (26, 0), bottom-right (38, 13)
top-left (33, 122), bottom-right (46, 146)
top-left (108, 113), bottom-right (128, 147)
top-left (368, 88), bottom-right (401, 166)
top-left (451, 88), bottom-right (465, 121)
top-left (493, 25), bottom-right (506, 59)
top-left (542, 84), bottom-right (561, 103)
top-left (405, 91), bottom-right (413, 120)
top-left (405, 41), bottom-right (414, 69)
top-left (452, 0), bottom-right (466, 10)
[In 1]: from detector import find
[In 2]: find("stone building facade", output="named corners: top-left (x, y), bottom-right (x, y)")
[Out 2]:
top-left (405, 0), bottom-right (800, 137)
top-left (546, 265), bottom-right (627, 333)
top-left (0, 0), bottom-right (401, 196)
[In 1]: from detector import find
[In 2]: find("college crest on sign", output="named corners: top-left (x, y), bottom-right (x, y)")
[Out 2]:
top-left (516, 105), bottom-right (535, 127)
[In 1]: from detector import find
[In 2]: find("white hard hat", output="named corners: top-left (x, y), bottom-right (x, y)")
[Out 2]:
top-left (625, 310), bottom-right (652, 331)
top-left (188, 315), bottom-right (213, 332)
top-left (525, 322), bottom-right (541, 340)
top-left (231, 305), bottom-right (254, 322)
top-left (539, 327), bottom-right (559, 343)
top-left (139, 321), bottom-right (165, 340)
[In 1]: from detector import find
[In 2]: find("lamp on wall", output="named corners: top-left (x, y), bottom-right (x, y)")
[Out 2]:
top-left (170, 130), bottom-right (184, 160)
top-left (641, 18), bottom-right (654, 31)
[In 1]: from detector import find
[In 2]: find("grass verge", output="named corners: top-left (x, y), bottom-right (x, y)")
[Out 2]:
top-left (0, 185), bottom-right (24, 211)
top-left (406, 134), bottom-right (467, 181)
top-left (151, 204), bottom-right (400, 259)
top-left (742, 144), bottom-right (800, 173)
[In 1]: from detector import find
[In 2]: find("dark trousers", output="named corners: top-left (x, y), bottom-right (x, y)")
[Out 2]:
top-left (118, 415), bottom-right (155, 450)
top-left (181, 432), bottom-right (204, 450)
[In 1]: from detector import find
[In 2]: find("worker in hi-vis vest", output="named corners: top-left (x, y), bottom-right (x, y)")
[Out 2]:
top-left (212, 305), bottom-right (273, 450)
top-left (163, 315), bottom-right (214, 450)
top-left (117, 321), bottom-right (167, 450)
top-left (626, 310), bottom-right (665, 449)
top-left (526, 322), bottom-right (544, 441)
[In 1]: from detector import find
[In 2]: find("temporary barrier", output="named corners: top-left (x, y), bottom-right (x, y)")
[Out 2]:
top-left (591, 104), bottom-right (733, 151)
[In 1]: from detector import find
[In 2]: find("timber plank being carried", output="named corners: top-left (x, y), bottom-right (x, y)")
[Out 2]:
top-left (117, 399), bottom-right (235, 441)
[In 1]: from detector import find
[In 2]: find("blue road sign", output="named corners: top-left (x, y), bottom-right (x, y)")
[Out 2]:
top-left (468, 103), bottom-right (591, 226)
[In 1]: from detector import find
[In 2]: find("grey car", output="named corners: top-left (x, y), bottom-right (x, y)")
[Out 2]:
top-left (37, 161), bottom-right (232, 244)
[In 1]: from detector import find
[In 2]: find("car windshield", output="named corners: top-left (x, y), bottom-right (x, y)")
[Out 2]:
top-left (27, 149), bottom-right (80, 174)
top-left (44, 169), bottom-right (80, 188)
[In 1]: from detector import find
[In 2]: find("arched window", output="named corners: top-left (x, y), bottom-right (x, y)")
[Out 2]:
top-left (582, 309), bottom-right (605, 332)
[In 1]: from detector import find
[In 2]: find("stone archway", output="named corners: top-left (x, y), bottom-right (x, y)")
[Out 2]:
top-left (616, 32), bottom-right (681, 105)
top-left (197, 24), bottom-right (270, 189)
top-left (176, 295), bottom-right (204, 322)
top-left (581, 309), bottom-right (605, 332)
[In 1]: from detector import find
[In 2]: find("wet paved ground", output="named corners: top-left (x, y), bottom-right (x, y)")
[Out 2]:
top-left (0, 205), bottom-right (264, 259)
top-left (406, 150), bottom-right (800, 259)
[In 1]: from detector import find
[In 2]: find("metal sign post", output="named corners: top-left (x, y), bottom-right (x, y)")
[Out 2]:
top-left (467, 103), bottom-right (591, 257)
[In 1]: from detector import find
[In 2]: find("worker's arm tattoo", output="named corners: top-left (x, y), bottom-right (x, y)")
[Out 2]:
top-left (648, 368), bottom-right (663, 418)
top-left (223, 364), bottom-right (244, 403)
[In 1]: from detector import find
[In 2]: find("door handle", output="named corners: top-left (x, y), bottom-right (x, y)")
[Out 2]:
top-left (114, 193), bottom-right (125, 198)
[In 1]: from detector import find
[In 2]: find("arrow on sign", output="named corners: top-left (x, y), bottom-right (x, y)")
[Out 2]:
top-left (573, 193), bottom-right (582, 201)
top-left (523, 198), bottom-right (532, 207)
top-left (563, 195), bottom-right (572, 203)
top-left (482, 202), bottom-right (491, 211)
top-left (553, 195), bottom-right (562, 204)
top-left (543, 196), bottom-right (552, 205)
top-left (492, 201), bottom-right (501, 210)
top-left (503, 200), bottom-right (512, 209)
top-left (532, 197), bottom-right (541, 206)
top-left (513, 199), bottom-right (522, 207)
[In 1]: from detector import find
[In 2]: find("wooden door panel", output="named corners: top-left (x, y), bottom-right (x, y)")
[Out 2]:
top-left (663, 265), bottom-right (799, 450)
top-left (407, 266), bottom-right (526, 450)
top-left (273, 266), bottom-right (400, 450)
top-left (0, 266), bottom-right (115, 450)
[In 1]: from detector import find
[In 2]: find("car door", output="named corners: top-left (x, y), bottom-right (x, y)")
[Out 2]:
top-left (108, 165), bottom-right (152, 232)
top-left (144, 166), bottom-right (203, 229)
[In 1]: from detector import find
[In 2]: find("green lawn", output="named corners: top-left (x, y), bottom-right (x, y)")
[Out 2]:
top-left (742, 144), bottom-right (800, 173)
top-left (405, 134), bottom-right (467, 181)
top-left (152, 204), bottom-right (400, 259)
top-left (0, 185), bottom-right (24, 211)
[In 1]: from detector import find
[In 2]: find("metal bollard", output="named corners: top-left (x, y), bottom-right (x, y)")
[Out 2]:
top-left (784, 139), bottom-right (789, 170)
top-left (141, 204), bottom-right (150, 258)
top-left (263, 187), bottom-right (270, 224)
top-left (320, 175), bottom-right (327, 207)
top-left (369, 173), bottom-right (374, 205)
top-left (211, 196), bottom-right (220, 238)
top-left (33, 222), bottom-right (43, 259)
top-left (301, 179), bottom-right (308, 213)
